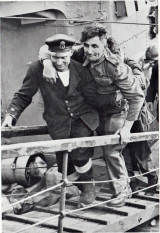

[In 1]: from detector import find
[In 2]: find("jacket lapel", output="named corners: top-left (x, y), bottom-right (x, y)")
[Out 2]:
top-left (67, 60), bottom-right (81, 97)
top-left (54, 76), bottom-right (68, 93)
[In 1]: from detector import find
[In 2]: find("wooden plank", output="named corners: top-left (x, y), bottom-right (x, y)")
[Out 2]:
top-left (134, 194), bottom-right (159, 202)
top-left (125, 200), bottom-right (147, 209)
top-left (1, 125), bottom-right (48, 138)
top-left (23, 209), bottom-right (102, 232)
top-left (71, 221), bottom-right (101, 233)
top-left (2, 220), bottom-right (57, 233)
top-left (96, 195), bottom-right (148, 209)
top-left (1, 132), bottom-right (159, 160)
top-left (4, 213), bottom-right (83, 233)
top-left (65, 199), bottom-right (130, 225)
top-left (35, 206), bottom-right (108, 225)
top-left (65, 200), bottom-right (129, 216)
top-left (63, 217), bottom-right (101, 232)
top-left (35, 202), bottom-right (115, 225)
top-left (93, 204), bottom-right (159, 232)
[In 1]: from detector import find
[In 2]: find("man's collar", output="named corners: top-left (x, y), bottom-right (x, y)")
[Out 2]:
top-left (83, 52), bottom-right (109, 68)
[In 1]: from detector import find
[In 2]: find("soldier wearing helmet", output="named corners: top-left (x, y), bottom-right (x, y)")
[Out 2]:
top-left (145, 43), bottom-right (159, 122)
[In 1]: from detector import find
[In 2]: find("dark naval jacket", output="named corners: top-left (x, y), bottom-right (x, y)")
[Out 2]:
top-left (6, 60), bottom-right (116, 140)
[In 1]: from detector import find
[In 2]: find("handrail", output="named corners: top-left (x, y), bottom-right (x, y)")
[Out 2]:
top-left (1, 131), bottom-right (159, 160)
top-left (1, 125), bottom-right (48, 138)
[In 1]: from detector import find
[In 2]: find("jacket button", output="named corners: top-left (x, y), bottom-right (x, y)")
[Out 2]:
top-left (70, 113), bottom-right (73, 117)
top-left (65, 100), bottom-right (68, 103)
top-left (68, 108), bottom-right (70, 110)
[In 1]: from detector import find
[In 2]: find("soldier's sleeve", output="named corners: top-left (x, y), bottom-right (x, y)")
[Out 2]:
top-left (38, 45), bottom-right (51, 62)
top-left (124, 57), bottom-right (147, 90)
top-left (6, 65), bottom-right (39, 122)
top-left (109, 60), bottom-right (144, 121)
top-left (72, 46), bottom-right (85, 63)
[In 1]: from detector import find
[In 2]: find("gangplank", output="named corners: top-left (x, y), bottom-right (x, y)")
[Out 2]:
top-left (1, 126), bottom-right (159, 233)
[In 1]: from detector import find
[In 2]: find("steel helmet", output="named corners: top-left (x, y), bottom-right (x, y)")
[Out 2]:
top-left (144, 43), bottom-right (158, 63)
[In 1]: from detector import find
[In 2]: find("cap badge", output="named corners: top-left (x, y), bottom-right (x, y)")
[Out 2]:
top-left (59, 41), bottom-right (65, 50)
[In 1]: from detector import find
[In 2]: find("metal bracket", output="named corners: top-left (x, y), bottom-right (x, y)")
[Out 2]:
top-left (98, 1), bottom-right (105, 13)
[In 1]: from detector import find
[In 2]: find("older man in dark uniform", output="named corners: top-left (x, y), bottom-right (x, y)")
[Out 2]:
top-left (2, 34), bottom-right (121, 207)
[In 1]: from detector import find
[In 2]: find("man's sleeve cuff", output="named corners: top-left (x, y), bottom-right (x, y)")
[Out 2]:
top-left (124, 120), bottom-right (134, 130)
top-left (6, 108), bottom-right (20, 121)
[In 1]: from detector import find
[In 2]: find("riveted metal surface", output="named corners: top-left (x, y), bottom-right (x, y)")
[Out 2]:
top-left (44, 1), bottom-right (84, 18)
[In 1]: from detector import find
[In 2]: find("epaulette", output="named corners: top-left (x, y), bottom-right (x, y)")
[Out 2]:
top-left (104, 53), bottom-right (121, 67)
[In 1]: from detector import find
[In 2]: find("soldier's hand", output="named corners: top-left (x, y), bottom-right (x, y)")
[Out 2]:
top-left (115, 125), bottom-right (130, 144)
top-left (43, 60), bottom-right (57, 84)
top-left (115, 62), bottom-right (127, 77)
top-left (2, 115), bottom-right (13, 127)
top-left (116, 91), bottom-right (124, 102)
top-left (147, 102), bottom-right (154, 112)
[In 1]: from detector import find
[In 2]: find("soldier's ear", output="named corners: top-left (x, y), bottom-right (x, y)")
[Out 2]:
top-left (70, 50), bottom-right (74, 56)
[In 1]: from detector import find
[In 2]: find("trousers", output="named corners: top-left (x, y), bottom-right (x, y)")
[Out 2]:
top-left (56, 118), bottom-right (94, 176)
top-left (123, 120), bottom-right (157, 178)
top-left (97, 111), bottom-right (129, 195)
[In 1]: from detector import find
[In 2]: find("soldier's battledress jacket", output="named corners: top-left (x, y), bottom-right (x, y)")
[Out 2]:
top-left (6, 60), bottom-right (117, 140)
top-left (83, 54), bottom-right (144, 121)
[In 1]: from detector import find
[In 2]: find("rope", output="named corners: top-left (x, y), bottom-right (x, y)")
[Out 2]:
top-left (2, 182), bottom-right (63, 212)
top-left (70, 168), bottom-right (159, 184)
top-left (66, 184), bottom-right (159, 214)
top-left (118, 29), bottom-right (147, 45)
top-left (0, 16), bottom-right (158, 26)
top-left (12, 183), bottom-right (159, 233)
top-left (2, 185), bottom-right (73, 197)
top-left (1, 165), bottom-right (57, 170)
top-left (2, 168), bottom-right (159, 211)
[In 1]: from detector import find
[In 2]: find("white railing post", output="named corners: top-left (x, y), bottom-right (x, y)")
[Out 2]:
top-left (58, 151), bottom-right (68, 233)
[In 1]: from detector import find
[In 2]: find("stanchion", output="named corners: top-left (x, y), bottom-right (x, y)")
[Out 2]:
top-left (58, 151), bottom-right (68, 233)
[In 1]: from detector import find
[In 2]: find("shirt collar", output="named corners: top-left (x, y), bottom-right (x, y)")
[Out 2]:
top-left (83, 51), bottom-right (109, 68)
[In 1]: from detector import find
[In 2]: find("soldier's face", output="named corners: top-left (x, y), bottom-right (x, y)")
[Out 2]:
top-left (83, 36), bottom-right (105, 62)
top-left (51, 50), bottom-right (73, 71)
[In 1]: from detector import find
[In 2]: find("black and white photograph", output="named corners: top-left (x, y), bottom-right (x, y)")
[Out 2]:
top-left (1, 0), bottom-right (159, 232)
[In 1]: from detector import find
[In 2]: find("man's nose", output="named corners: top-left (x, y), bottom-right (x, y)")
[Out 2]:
top-left (57, 59), bottom-right (63, 65)
top-left (87, 46), bottom-right (93, 54)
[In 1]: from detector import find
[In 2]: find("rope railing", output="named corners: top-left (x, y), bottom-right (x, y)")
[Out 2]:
top-left (2, 167), bottom-right (159, 211)
top-left (65, 184), bottom-right (159, 214)
top-left (1, 126), bottom-right (159, 233)
top-left (70, 168), bottom-right (159, 184)
top-left (1, 165), bottom-right (57, 170)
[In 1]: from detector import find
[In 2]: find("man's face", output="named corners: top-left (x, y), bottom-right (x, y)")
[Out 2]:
top-left (51, 50), bottom-right (73, 71)
top-left (83, 36), bottom-right (105, 63)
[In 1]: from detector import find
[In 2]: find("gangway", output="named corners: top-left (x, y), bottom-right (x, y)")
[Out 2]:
top-left (1, 126), bottom-right (159, 233)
